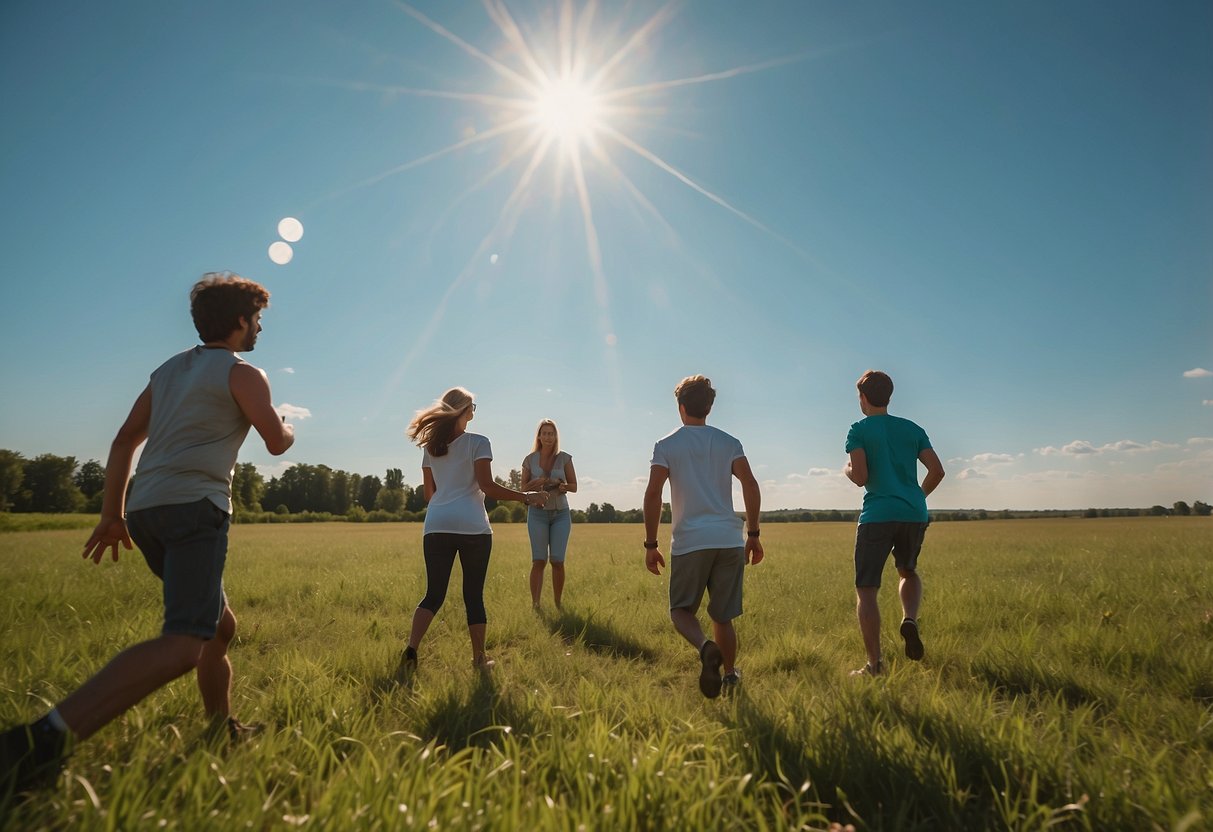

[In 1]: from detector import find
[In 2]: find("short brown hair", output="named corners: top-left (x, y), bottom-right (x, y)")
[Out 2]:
top-left (190, 272), bottom-right (270, 343)
top-left (857, 370), bottom-right (894, 408)
top-left (674, 375), bottom-right (716, 418)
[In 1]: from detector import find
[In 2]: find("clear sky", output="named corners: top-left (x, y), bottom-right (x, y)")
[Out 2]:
top-left (1, 1), bottom-right (1210, 511)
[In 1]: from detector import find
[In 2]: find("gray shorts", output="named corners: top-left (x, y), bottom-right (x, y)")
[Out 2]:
top-left (854, 521), bottom-right (927, 588)
top-left (668, 546), bottom-right (745, 623)
top-left (127, 498), bottom-right (230, 639)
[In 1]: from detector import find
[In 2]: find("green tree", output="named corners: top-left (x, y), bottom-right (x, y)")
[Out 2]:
top-left (73, 459), bottom-right (106, 499)
top-left (16, 454), bottom-right (84, 513)
top-left (489, 505), bottom-right (511, 523)
top-left (232, 463), bottom-right (265, 512)
top-left (358, 475), bottom-right (382, 511)
top-left (385, 468), bottom-right (405, 490)
top-left (1192, 500), bottom-right (1211, 517)
top-left (406, 484), bottom-right (426, 513)
top-left (1172, 501), bottom-right (1191, 517)
top-left (375, 486), bottom-right (406, 513)
top-left (510, 504), bottom-right (527, 523)
top-left (1149, 505), bottom-right (1168, 516)
top-left (331, 470), bottom-right (351, 515)
top-left (0, 449), bottom-right (24, 511)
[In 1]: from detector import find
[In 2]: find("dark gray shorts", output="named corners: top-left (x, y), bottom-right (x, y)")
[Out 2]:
top-left (127, 498), bottom-right (230, 639)
top-left (854, 521), bottom-right (927, 588)
top-left (669, 547), bottom-right (745, 622)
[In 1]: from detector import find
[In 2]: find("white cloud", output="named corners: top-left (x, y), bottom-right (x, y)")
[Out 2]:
top-left (281, 367), bottom-right (295, 374)
top-left (972, 452), bottom-right (1015, 465)
top-left (276, 403), bottom-right (312, 421)
top-left (809, 467), bottom-right (833, 477)
top-left (1204, 400), bottom-right (1213, 407)
top-left (1188, 437), bottom-right (1213, 446)
top-left (1182, 368), bottom-right (1212, 378)
top-left (1035, 439), bottom-right (1176, 457)
top-left (1036, 440), bottom-right (1097, 456)
top-left (957, 468), bottom-right (987, 480)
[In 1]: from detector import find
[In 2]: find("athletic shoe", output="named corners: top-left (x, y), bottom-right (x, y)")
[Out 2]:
top-left (721, 669), bottom-right (741, 696)
top-left (698, 640), bottom-right (724, 699)
top-left (900, 618), bottom-right (924, 661)
top-left (472, 654), bottom-right (496, 671)
top-left (0, 719), bottom-right (67, 793)
top-left (849, 660), bottom-right (883, 677)
top-left (395, 645), bottom-right (419, 683)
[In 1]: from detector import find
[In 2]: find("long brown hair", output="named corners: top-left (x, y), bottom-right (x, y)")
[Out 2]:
top-left (407, 387), bottom-right (474, 457)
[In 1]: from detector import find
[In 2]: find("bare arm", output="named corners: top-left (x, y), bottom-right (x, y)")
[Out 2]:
top-left (732, 456), bottom-right (764, 565)
top-left (422, 467), bottom-right (436, 503)
top-left (82, 386), bottom-right (152, 564)
top-left (642, 465), bottom-right (668, 575)
top-left (919, 448), bottom-right (945, 497)
top-left (845, 449), bottom-right (868, 487)
top-left (474, 458), bottom-right (546, 506)
top-left (558, 459), bottom-right (577, 494)
top-left (230, 363), bottom-right (294, 456)
top-left (519, 457), bottom-right (545, 491)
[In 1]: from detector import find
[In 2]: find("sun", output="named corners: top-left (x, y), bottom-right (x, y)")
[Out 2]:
top-left (530, 75), bottom-right (603, 147)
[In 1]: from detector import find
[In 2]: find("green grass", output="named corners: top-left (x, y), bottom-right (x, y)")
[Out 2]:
top-left (2, 519), bottom-right (1210, 830)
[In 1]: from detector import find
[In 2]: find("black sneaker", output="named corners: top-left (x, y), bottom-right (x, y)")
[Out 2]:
top-left (1, 719), bottom-right (68, 793)
top-left (698, 640), bottom-right (724, 699)
top-left (395, 646), bottom-right (418, 683)
top-left (721, 669), bottom-right (741, 697)
top-left (900, 618), bottom-right (924, 661)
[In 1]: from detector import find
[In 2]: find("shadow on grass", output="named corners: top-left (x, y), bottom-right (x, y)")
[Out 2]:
top-left (971, 654), bottom-right (1107, 710)
top-left (541, 607), bottom-right (658, 662)
top-left (414, 670), bottom-right (535, 752)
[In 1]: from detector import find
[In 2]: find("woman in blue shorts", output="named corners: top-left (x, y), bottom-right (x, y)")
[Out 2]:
top-left (520, 419), bottom-right (577, 609)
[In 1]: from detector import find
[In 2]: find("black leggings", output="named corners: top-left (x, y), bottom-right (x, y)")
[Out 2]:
top-left (418, 533), bottom-right (492, 625)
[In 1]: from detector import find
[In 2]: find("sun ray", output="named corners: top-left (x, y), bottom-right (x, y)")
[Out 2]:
top-left (586, 1), bottom-right (680, 90)
top-left (287, 77), bottom-right (532, 109)
top-left (601, 123), bottom-right (813, 262)
top-left (331, 116), bottom-right (531, 199)
top-left (600, 53), bottom-right (812, 101)
top-left (394, 1), bottom-right (540, 95)
top-left (481, 0), bottom-right (551, 87)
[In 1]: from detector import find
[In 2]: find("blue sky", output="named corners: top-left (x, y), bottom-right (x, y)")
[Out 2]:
top-left (1, 1), bottom-right (1210, 511)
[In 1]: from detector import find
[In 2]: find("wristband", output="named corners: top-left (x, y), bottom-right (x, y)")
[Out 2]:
top-left (747, 530), bottom-right (760, 537)
top-left (643, 540), bottom-right (659, 549)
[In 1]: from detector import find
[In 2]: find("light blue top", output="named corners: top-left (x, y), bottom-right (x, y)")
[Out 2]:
top-left (845, 414), bottom-right (932, 524)
top-left (422, 432), bottom-right (493, 535)
top-left (127, 346), bottom-right (251, 515)
top-left (651, 425), bottom-right (745, 556)
top-left (524, 450), bottom-right (572, 511)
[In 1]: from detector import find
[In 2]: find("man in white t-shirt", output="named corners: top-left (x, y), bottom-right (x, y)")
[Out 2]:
top-left (642, 375), bottom-right (764, 698)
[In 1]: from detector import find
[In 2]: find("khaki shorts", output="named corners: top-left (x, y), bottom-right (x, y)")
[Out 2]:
top-left (668, 546), bottom-right (745, 622)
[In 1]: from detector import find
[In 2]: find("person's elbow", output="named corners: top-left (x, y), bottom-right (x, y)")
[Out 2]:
top-left (264, 428), bottom-right (295, 456)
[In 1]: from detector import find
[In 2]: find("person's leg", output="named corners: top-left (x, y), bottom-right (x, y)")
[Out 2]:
top-left (197, 605), bottom-right (236, 718)
top-left (705, 548), bottom-right (745, 674)
top-left (711, 619), bottom-right (737, 673)
top-left (898, 569), bottom-right (922, 622)
top-left (669, 550), bottom-right (723, 697)
top-left (550, 563), bottom-right (565, 610)
top-left (855, 586), bottom-right (882, 671)
top-left (411, 534), bottom-right (458, 650)
top-left (527, 509), bottom-right (549, 607)
top-left (56, 635), bottom-right (205, 741)
top-left (853, 524), bottom-right (892, 673)
top-left (548, 510), bottom-right (571, 609)
top-left (670, 607), bottom-right (708, 650)
top-left (459, 534), bottom-right (493, 663)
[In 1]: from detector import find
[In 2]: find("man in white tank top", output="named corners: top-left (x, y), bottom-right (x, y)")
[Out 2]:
top-left (1, 273), bottom-right (295, 791)
top-left (642, 375), bottom-right (764, 699)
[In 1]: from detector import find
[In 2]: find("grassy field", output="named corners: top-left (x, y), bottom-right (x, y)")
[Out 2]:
top-left (1, 518), bottom-right (1210, 831)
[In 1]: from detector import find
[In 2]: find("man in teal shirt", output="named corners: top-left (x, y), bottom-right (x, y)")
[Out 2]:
top-left (845, 370), bottom-right (945, 676)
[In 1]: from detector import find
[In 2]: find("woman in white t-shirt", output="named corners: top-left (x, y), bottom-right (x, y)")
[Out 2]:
top-left (399, 387), bottom-right (546, 672)
top-left (520, 419), bottom-right (577, 609)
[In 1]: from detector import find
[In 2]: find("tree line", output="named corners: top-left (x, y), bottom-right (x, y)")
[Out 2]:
top-left (2, 450), bottom-right (1209, 521)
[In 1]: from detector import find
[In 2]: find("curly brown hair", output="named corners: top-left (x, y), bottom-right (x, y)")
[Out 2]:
top-left (190, 272), bottom-right (270, 343)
